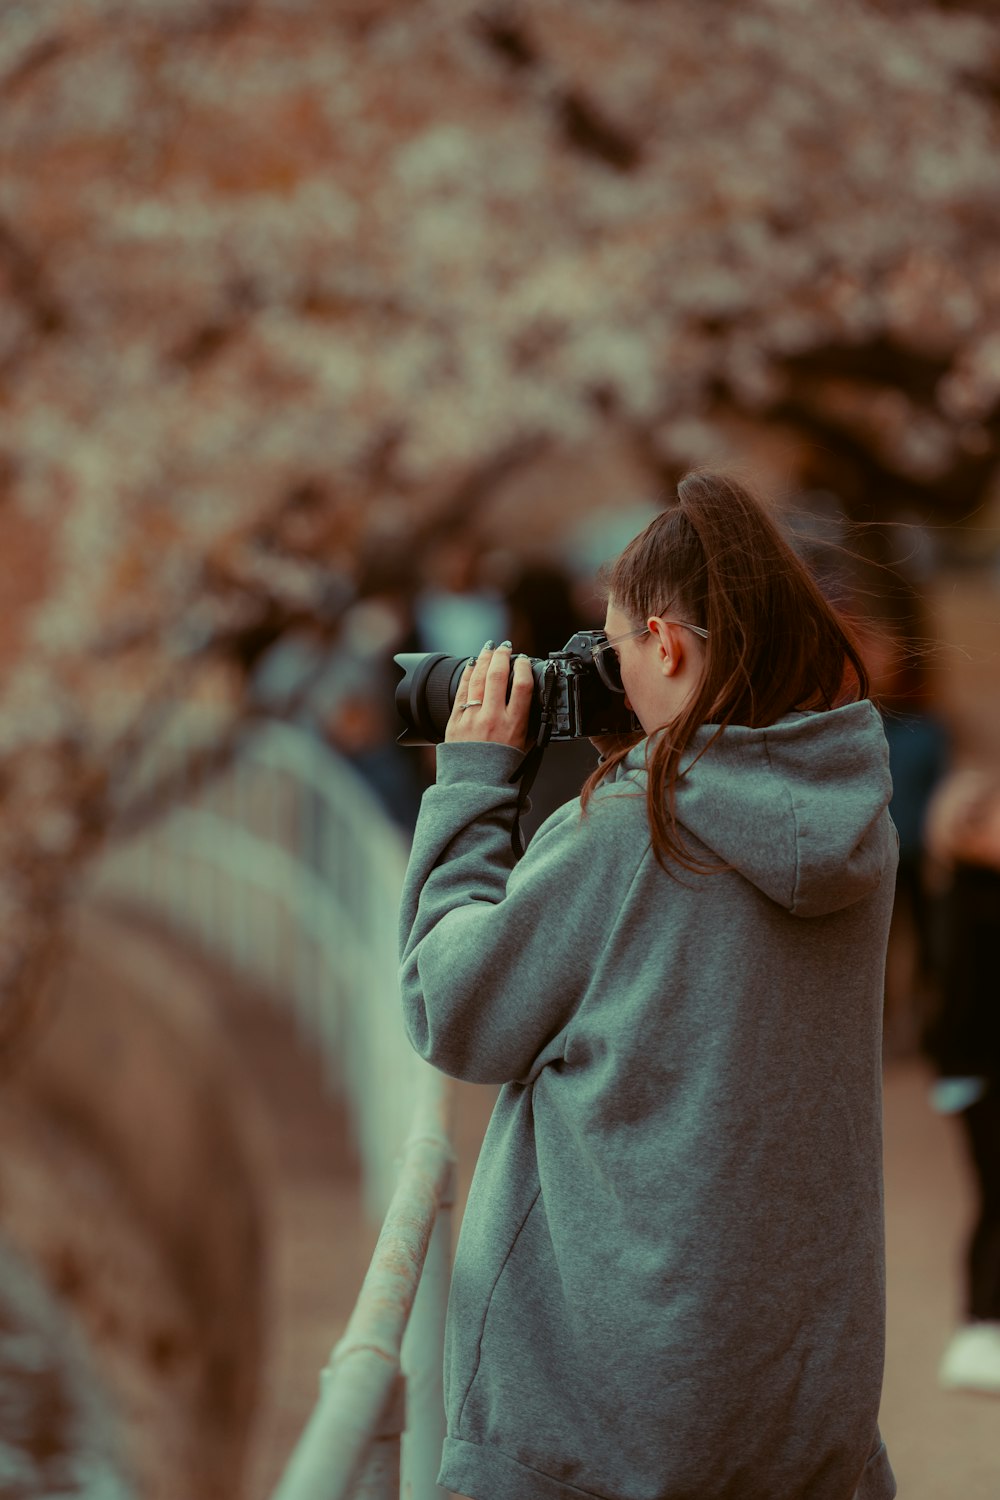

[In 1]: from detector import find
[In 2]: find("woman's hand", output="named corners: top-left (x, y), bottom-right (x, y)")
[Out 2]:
top-left (445, 641), bottom-right (534, 751)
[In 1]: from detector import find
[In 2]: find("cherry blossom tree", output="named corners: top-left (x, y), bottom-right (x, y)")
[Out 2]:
top-left (2, 0), bottom-right (999, 1040)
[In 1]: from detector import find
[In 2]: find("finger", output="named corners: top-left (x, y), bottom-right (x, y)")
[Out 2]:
top-left (467, 639), bottom-right (495, 703)
top-left (506, 654), bottom-right (534, 705)
top-left (468, 639), bottom-right (497, 708)
top-left (506, 654), bottom-right (534, 735)
top-left (482, 640), bottom-right (512, 713)
top-left (446, 659), bottom-right (476, 729)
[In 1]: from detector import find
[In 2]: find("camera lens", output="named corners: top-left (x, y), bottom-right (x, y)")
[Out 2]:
top-left (393, 653), bottom-right (469, 744)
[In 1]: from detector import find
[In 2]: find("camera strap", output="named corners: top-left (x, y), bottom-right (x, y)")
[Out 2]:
top-left (507, 662), bottom-right (558, 859)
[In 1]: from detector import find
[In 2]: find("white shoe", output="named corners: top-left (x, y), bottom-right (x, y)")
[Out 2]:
top-left (939, 1322), bottom-right (1000, 1393)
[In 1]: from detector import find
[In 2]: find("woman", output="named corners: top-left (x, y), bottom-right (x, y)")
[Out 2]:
top-left (398, 472), bottom-right (898, 1500)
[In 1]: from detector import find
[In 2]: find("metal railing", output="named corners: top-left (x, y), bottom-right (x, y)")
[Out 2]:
top-left (90, 713), bottom-right (455, 1499)
top-left (272, 1067), bottom-right (454, 1500)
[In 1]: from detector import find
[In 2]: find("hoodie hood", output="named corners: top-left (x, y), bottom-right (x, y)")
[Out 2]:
top-left (616, 700), bottom-right (895, 917)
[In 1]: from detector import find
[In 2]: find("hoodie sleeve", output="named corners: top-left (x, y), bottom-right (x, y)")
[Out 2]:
top-left (398, 741), bottom-right (640, 1084)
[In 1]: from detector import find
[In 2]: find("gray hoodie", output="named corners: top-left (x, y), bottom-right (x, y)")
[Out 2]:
top-left (398, 701), bottom-right (898, 1500)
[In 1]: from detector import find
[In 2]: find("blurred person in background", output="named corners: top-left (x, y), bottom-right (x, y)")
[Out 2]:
top-left (414, 531), bottom-right (511, 657)
top-left (249, 592), bottom-right (430, 836)
top-left (863, 570), bottom-right (949, 1056)
top-left (788, 499), bottom-right (949, 1055)
top-left (503, 558), bottom-right (585, 660)
top-left (921, 769), bottom-right (1000, 1395)
top-left (398, 471), bottom-right (897, 1500)
top-left (324, 678), bottom-right (428, 836)
top-left (321, 593), bottom-right (434, 835)
top-left (247, 621), bottom-right (343, 739)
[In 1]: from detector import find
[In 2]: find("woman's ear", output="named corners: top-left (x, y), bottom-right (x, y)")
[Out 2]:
top-left (648, 618), bottom-right (684, 677)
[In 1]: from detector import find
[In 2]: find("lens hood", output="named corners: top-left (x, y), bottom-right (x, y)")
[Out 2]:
top-left (393, 652), bottom-right (469, 744)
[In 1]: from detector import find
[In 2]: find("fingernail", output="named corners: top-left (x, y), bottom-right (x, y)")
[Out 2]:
top-left (499, 640), bottom-right (512, 649)
top-left (482, 639), bottom-right (495, 651)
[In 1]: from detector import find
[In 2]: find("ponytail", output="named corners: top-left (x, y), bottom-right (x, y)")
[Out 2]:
top-left (581, 471), bottom-right (870, 875)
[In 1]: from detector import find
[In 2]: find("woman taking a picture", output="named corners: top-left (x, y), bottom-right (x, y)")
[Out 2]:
top-left (398, 471), bottom-right (897, 1500)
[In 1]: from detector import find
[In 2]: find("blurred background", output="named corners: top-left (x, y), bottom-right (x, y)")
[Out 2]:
top-left (1, 0), bottom-right (999, 1495)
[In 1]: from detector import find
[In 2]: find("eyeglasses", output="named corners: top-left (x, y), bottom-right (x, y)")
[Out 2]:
top-left (590, 613), bottom-right (709, 694)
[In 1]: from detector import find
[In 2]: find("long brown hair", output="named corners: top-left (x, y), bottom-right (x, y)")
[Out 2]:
top-left (581, 470), bottom-right (871, 874)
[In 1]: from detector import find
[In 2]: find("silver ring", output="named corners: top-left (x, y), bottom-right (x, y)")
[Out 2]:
top-left (460, 700), bottom-right (484, 711)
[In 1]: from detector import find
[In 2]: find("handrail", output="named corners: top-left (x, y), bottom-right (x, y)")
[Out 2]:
top-left (271, 1067), bottom-right (455, 1500)
top-left (91, 712), bottom-right (417, 1215)
top-left (88, 711), bottom-right (457, 1497)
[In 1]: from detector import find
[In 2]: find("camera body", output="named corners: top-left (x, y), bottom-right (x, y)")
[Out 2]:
top-left (394, 630), bottom-right (641, 746)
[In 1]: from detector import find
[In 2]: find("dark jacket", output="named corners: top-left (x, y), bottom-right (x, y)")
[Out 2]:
top-left (922, 861), bottom-right (1000, 1085)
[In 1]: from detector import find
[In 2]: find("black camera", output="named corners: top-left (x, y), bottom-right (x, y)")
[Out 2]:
top-left (393, 630), bottom-right (641, 746)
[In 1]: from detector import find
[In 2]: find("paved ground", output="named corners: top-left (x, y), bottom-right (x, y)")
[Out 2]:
top-left (881, 1059), bottom-right (999, 1499)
